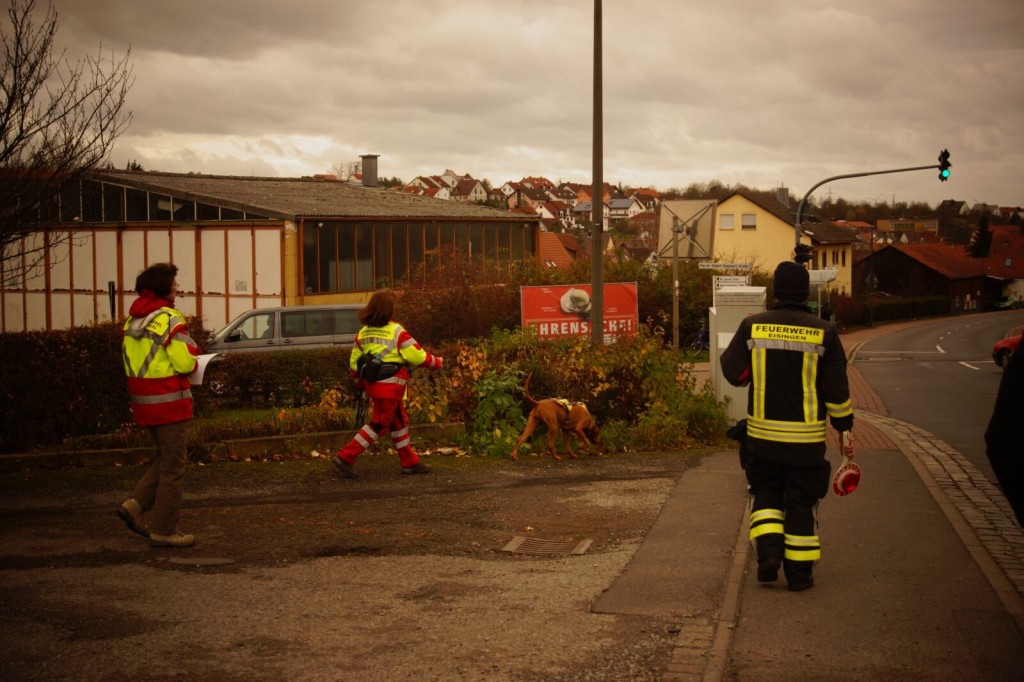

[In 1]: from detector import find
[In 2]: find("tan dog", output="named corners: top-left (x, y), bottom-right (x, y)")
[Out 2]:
top-left (510, 375), bottom-right (602, 461)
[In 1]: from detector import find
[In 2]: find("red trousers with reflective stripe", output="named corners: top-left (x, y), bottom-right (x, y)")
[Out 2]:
top-left (338, 397), bottom-right (420, 468)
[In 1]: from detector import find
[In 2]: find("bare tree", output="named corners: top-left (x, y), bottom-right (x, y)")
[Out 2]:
top-left (0, 0), bottom-right (133, 286)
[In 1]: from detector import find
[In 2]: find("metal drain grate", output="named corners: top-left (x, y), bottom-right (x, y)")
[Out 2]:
top-left (501, 536), bottom-right (593, 556)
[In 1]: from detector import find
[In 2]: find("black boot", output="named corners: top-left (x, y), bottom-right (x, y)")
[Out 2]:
top-left (757, 556), bottom-right (781, 583)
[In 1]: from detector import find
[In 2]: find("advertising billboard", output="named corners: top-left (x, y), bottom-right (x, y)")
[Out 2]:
top-left (520, 282), bottom-right (639, 343)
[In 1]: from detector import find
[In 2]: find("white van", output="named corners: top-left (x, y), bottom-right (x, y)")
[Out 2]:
top-left (207, 304), bottom-right (363, 353)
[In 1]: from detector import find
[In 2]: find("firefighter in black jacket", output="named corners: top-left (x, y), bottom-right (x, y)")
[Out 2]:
top-left (720, 261), bottom-right (856, 591)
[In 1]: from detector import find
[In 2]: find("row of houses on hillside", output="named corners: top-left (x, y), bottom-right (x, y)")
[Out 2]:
top-left (937, 200), bottom-right (1024, 220)
top-left (538, 188), bottom-right (1024, 311)
top-left (391, 168), bottom-right (662, 233)
top-left (5, 151), bottom-right (1021, 333)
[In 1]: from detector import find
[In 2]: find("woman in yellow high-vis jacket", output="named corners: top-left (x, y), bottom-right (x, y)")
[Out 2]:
top-left (117, 263), bottom-right (199, 548)
top-left (332, 290), bottom-right (443, 479)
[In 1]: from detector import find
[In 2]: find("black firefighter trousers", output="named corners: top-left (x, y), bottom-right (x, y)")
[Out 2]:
top-left (746, 457), bottom-right (832, 582)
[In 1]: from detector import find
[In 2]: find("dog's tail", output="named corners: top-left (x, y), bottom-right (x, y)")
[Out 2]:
top-left (522, 372), bottom-right (541, 406)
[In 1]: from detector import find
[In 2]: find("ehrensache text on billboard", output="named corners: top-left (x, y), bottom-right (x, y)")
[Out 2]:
top-left (520, 282), bottom-right (639, 343)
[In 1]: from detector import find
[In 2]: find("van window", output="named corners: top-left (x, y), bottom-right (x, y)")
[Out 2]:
top-left (282, 310), bottom-right (334, 337)
top-left (237, 312), bottom-right (275, 340)
top-left (333, 308), bottom-right (361, 334)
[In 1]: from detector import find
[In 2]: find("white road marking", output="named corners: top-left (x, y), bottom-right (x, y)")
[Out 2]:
top-left (936, 344), bottom-right (945, 353)
top-left (960, 362), bottom-right (980, 370)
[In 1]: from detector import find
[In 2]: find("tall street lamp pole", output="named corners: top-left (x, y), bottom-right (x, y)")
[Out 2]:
top-left (590, 0), bottom-right (604, 345)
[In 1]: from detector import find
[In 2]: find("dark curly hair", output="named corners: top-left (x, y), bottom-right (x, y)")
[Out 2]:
top-left (134, 262), bottom-right (178, 298)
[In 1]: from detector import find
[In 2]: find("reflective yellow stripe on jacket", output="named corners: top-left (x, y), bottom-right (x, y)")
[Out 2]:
top-left (748, 322), bottom-right (827, 444)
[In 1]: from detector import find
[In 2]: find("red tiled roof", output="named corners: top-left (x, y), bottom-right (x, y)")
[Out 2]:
top-left (887, 242), bottom-right (992, 279)
top-left (538, 232), bottom-right (581, 268)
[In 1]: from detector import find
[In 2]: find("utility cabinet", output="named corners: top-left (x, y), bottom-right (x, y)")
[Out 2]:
top-left (710, 286), bottom-right (766, 422)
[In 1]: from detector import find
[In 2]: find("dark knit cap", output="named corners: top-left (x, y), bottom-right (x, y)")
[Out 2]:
top-left (774, 261), bottom-right (810, 302)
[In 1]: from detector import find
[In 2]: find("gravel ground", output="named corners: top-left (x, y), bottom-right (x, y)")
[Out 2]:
top-left (0, 448), bottom-right (710, 681)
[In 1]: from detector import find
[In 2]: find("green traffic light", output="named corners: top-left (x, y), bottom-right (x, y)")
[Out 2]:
top-left (938, 148), bottom-right (951, 181)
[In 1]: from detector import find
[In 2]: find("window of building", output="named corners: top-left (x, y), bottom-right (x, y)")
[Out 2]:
top-left (59, 181), bottom-right (79, 222)
top-left (337, 223), bottom-right (355, 292)
top-left (741, 213), bottom-right (756, 229)
top-left (373, 223), bottom-right (392, 288)
top-left (392, 223), bottom-right (409, 282)
top-left (455, 223), bottom-right (470, 256)
top-left (197, 203), bottom-right (220, 220)
top-left (354, 223), bottom-right (372, 292)
top-left (125, 188), bottom-right (147, 221)
top-left (440, 223), bottom-right (455, 252)
top-left (832, 250), bottom-right (839, 265)
top-left (841, 250), bottom-right (846, 267)
top-left (103, 185), bottom-right (124, 221)
top-left (302, 226), bottom-right (317, 293)
top-left (317, 223), bottom-right (339, 293)
top-left (300, 220), bottom-right (537, 294)
top-left (81, 180), bottom-right (103, 222)
top-left (57, 181), bottom-right (278, 225)
top-left (149, 194), bottom-right (171, 221)
top-left (408, 224), bottom-right (425, 281)
top-left (470, 223), bottom-right (486, 261)
top-left (720, 214), bottom-right (735, 230)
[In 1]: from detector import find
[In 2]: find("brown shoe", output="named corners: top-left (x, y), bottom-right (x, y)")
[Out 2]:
top-left (401, 462), bottom-right (432, 475)
top-left (149, 531), bottom-right (196, 548)
top-left (116, 498), bottom-right (149, 538)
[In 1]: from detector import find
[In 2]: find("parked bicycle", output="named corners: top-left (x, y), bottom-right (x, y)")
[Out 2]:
top-left (681, 325), bottom-right (710, 357)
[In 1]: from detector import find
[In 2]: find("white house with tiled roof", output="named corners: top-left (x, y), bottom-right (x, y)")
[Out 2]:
top-left (451, 177), bottom-right (487, 203)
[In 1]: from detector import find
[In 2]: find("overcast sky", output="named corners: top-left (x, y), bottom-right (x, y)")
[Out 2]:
top-left (50, 0), bottom-right (1024, 209)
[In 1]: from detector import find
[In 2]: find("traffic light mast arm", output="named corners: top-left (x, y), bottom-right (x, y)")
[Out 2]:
top-left (794, 163), bottom-right (943, 250)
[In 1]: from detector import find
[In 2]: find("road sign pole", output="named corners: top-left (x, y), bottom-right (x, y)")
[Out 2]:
top-left (672, 217), bottom-right (681, 349)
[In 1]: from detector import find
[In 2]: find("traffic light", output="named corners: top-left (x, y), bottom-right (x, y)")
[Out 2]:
top-left (794, 243), bottom-right (814, 264)
top-left (938, 148), bottom-right (951, 181)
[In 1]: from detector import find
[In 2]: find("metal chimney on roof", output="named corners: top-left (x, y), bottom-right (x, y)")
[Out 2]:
top-left (360, 154), bottom-right (379, 187)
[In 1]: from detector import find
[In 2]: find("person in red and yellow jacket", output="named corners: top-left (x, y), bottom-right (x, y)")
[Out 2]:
top-left (332, 290), bottom-right (443, 479)
top-left (117, 263), bottom-right (199, 548)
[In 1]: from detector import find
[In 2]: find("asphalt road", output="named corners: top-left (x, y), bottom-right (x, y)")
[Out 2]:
top-left (852, 311), bottom-right (1024, 482)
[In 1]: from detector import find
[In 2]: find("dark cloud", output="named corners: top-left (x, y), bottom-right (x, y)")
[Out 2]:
top-left (44, 0), bottom-right (1024, 205)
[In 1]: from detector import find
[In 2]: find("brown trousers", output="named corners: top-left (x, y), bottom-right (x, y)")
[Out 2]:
top-left (132, 421), bottom-right (189, 535)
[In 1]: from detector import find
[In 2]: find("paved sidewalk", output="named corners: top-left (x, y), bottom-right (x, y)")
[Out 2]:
top-left (603, 318), bottom-right (1024, 681)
